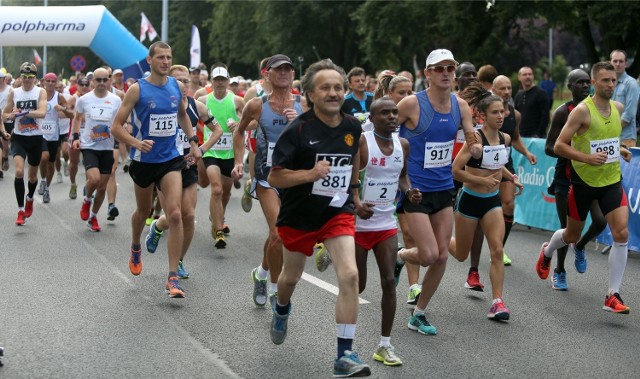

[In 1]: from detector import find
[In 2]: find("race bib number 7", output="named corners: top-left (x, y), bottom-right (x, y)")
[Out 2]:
top-left (149, 113), bottom-right (177, 137)
top-left (590, 138), bottom-right (620, 164)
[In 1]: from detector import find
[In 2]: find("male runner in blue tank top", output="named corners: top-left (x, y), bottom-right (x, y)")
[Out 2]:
top-left (232, 54), bottom-right (305, 308)
top-left (394, 49), bottom-right (482, 335)
top-left (112, 42), bottom-right (202, 299)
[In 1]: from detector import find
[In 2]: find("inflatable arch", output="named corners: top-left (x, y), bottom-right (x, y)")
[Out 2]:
top-left (0, 5), bottom-right (149, 78)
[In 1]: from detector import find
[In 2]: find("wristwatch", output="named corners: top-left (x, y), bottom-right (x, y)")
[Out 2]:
top-left (188, 135), bottom-right (199, 143)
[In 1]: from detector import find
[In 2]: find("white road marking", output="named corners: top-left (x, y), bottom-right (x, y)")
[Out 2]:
top-left (301, 272), bottom-right (370, 304)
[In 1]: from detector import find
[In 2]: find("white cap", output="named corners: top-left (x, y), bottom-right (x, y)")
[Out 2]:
top-left (426, 49), bottom-right (458, 67)
top-left (211, 67), bottom-right (229, 79)
top-left (112, 69), bottom-right (123, 75)
top-left (230, 77), bottom-right (240, 84)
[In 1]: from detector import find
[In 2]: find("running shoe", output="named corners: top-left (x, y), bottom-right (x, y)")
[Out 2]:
top-left (406, 285), bottom-right (421, 305)
top-left (87, 216), bottom-right (101, 232)
top-left (0, 171), bottom-right (3, 179)
top-left (25, 197), bottom-right (34, 218)
top-left (465, 271), bottom-right (485, 292)
top-left (503, 251), bottom-right (512, 266)
top-left (2, 157), bottom-right (8, 171)
top-left (145, 220), bottom-right (163, 253)
top-left (251, 268), bottom-right (268, 307)
top-left (241, 180), bottom-right (252, 213)
top-left (38, 180), bottom-right (45, 195)
top-left (177, 260), bottom-right (190, 279)
top-left (394, 250), bottom-right (406, 287)
top-left (572, 243), bottom-right (587, 273)
top-left (603, 292), bottom-right (630, 314)
top-left (107, 204), bottom-right (119, 221)
top-left (372, 345), bottom-right (402, 366)
top-left (166, 276), bottom-right (185, 298)
top-left (488, 300), bottom-right (511, 320)
top-left (269, 292), bottom-right (277, 309)
top-left (63, 159), bottom-right (69, 176)
top-left (314, 243), bottom-right (332, 272)
top-left (551, 270), bottom-right (568, 291)
top-left (129, 248), bottom-right (142, 276)
top-left (334, 350), bottom-right (371, 377)
top-left (15, 210), bottom-right (26, 226)
top-left (222, 224), bottom-right (230, 235)
top-left (407, 313), bottom-right (437, 335)
top-left (145, 215), bottom-right (159, 226)
top-left (43, 189), bottom-right (50, 204)
top-left (270, 304), bottom-right (291, 345)
top-left (535, 242), bottom-right (551, 280)
top-left (69, 184), bottom-right (77, 199)
top-left (213, 229), bottom-right (226, 249)
top-left (56, 171), bottom-right (62, 183)
top-left (80, 199), bottom-right (91, 221)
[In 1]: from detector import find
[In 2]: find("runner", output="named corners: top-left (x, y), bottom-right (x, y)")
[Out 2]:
top-left (267, 59), bottom-right (370, 377)
top-left (66, 77), bottom-right (92, 200)
top-left (450, 93), bottom-right (523, 320)
top-left (71, 68), bottom-right (122, 232)
top-left (1, 62), bottom-right (47, 225)
top-left (544, 69), bottom-right (607, 290)
top-left (232, 54), bottom-right (303, 307)
top-left (111, 41), bottom-right (202, 298)
top-left (0, 70), bottom-right (12, 178)
top-left (537, 61), bottom-right (632, 313)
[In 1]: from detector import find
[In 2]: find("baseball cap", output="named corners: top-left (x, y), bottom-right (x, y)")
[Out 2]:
top-left (112, 69), bottom-right (123, 75)
top-left (211, 67), bottom-right (229, 79)
top-left (43, 72), bottom-right (58, 81)
top-left (230, 77), bottom-right (240, 85)
top-left (0, 70), bottom-right (5, 78)
top-left (266, 54), bottom-right (293, 70)
top-left (425, 49), bottom-right (459, 67)
top-left (189, 66), bottom-right (201, 73)
top-left (20, 62), bottom-right (37, 75)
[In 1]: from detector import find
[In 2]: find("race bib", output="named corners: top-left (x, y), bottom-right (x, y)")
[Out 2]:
top-left (455, 129), bottom-right (465, 143)
top-left (424, 140), bottom-right (454, 168)
top-left (362, 177), bottom-right (398, 206)
top-left (149, 113), bottom-right (177, 137)
top-left (41, 120), bottom-right (58, 137)
top-left (266, 142), bottom-right (275, 166)
top-left (90, 105), bottom-right (112, 121)
top-left (480, 145), bottom-right (509, 170)
top-left (590, 138), bottom-right (620, 164)
top-left (312, 165), bottom-right (352, 198)
top-left (214, 132), bottom-right (233, 150)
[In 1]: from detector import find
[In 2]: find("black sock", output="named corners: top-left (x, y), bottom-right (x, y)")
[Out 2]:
top-left (503, 214), bottom-right (514, 246)
top-left (27, 180), bottom-right (37, 198)
top-left (15, 177), bottom-right (24, 207)
top-left (337, 337), bottom-right (353, 359)
top-left (275, 301), bottom-right (290, 316)
top-left (469, 267), bottom-right (478, 274)
top-left (168, 271), bottom-right (177, 279)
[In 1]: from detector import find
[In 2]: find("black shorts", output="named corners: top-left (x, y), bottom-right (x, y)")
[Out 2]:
top-left (568, 181), bottom-right (627, 221)
top-left (42, 139), bottom-right (60, 162)
top-left (455, 187), bottom-right (502, 220)
top-left (82, 149), bottom-right (115, 175)
top-left (500, 160), bottom-right (516, 182)
top-left (59, 134), bottom-right (69, 143)
top-left (113, 139), bottom-right (120, 149)
top-left (403, 188), bottom-right (457, 215)
top-left (203, 156), bottom-right (234, 178)
top-left (4, 121), bottom-right (14, 134)
top-left (11, 134), bottom-right (43, 166)
top-left (129, 156), bottom-right (186, 190)
top-left (550, 160), bottom-right (571, 196)
top-left (182, 163), bottom-right (198, 188)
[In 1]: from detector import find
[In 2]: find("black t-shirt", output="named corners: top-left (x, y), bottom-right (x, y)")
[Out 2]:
top-left (340, 92), bottom-right (373, 121)
top-left (271, 110), bottom-right (362, 231)
top-left (514, 86), bottom-right (549, 137)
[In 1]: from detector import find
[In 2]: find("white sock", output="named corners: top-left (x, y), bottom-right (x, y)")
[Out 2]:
top-left (608, 241), bottom-right (628, 294)
top-left (336, 324), bottom-right (357, 339)
top-left (84, 196), bottom-right (92, 203)
top-left (379, 336), bottom-right (391, 347)
top-left (256, 265), bottom-right (268, 280)
top-left (409, 283), bottom-right (421, 290)
top-left (269, 282), bottom-right (278, 294)
top-left (413, 307), bottom-right (425, 317)
top-left (492, 298), bottom-right (502, 304)
top-left (545, 229), bottom-right (566, 258)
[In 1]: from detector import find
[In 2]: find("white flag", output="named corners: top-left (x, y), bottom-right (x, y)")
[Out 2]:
top-left (190, 25), bottom-right (201, 68)
top-left (140, 12), bottom-right (158, 42)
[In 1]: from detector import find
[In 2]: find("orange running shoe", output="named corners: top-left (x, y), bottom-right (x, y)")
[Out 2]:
top-left (465, 271), bottom-right (484, 292)
top-left (15, 210), bottom-right (26, 225)
top-left (535, 242), bottom-right (551, 280)
top-left (25, 198), bottom-right (34, 218)
top-left (603, 293), bottom-right (630, 314)
top-left (80, 199), bottom-right (91, 221)
top-left (166, 276), bottom-right (185, 298)
top-left (87, 216), bottom-right (101, 232)
top-left (129, 248), bottom-right (142, 276)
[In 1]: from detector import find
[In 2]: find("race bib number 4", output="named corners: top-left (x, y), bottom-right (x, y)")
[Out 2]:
top-left (149, 113), bottom-right (177, 137)
top-left (362, 177), bottom-right (398, 206)
top-left (590, 138), bottom-right (620, 164)
top-left (480, 145), bottom-right (509, 170)
top-left (424, 140), bottom-right (454, 168)
top-left (214, 132), bottom-right (233, 150)
top-left (312, 165), bottom-right (352, 198)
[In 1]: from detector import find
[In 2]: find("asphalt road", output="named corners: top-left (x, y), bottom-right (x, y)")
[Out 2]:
top-left (0, 163), bottom-right (639, 378)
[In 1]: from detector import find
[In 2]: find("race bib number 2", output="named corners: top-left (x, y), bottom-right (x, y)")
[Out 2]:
top-left (149, 113), bottom-right (177, 137)
top-left (362, 177), bottom-right (398, 206)
top-left (590, 138), bottom-right (620, 164)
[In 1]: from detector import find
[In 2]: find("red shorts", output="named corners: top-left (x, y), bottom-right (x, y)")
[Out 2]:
top-left (354, 229), bottom-right (397, 251)
top-left (278, 213), bottom-right (355, 256)
top-left (246, 129), bottom-right (257, 154)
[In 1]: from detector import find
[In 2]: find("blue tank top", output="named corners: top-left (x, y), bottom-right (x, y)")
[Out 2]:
top-left (254, 94), bottom-right (303, 180)
top-left (399, 91), bottom-right (460, 192)
top-left (130, 77), bottom-right (182, 163)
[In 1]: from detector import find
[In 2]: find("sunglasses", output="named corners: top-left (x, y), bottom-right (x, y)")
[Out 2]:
top-left (21, 74), bottom-right (36, 79)
top-left (429, 65), bottom-right (456, 73)
top-left (176, 78), bottom-right (190, 84)
top-left (94, 78), bottom-right (109, 83)
top-left (78, 83), bottom-right (90, 87)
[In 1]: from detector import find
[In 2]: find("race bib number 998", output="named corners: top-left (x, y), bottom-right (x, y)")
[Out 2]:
top-left (590, 138), bottom-right (620, 164)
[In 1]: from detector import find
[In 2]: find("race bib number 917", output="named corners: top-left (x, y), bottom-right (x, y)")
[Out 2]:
top-left (424, 140), bottom-right (454, 168)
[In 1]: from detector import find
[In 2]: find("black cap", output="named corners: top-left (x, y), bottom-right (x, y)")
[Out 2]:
top-left (266, 54), bottom-right (293, 70)
top-left (20, 62), bottom-right (37, 75)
